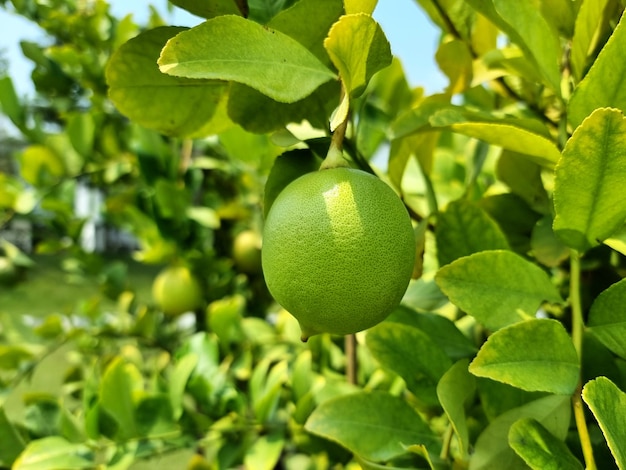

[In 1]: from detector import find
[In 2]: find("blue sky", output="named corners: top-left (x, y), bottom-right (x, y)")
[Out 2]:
top-left (0, 0), bottom-right (445, 98)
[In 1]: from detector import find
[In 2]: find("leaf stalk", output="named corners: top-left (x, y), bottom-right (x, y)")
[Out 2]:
top-left (570, 249), bottom-right (597, 470)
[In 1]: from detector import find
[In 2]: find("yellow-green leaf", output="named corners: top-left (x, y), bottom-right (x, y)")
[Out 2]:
top-left (570, 0), bottom-right (612, 81)
top-left (492, 0), bottom-right (561, 92)
top-left (324, 13), bottom-right (391, 98)
top-left (582, 377), bottom-right (626, 469)
top-left (12, 437), bottom-right (93, 470)
top-left (553, 108), bottom-right (626, 251)
top-left (437, 360), bottom-right (476, 458)
top-left (569, 11), bottom-right (626, 128)
top-left (344, 0), bottom-right (378, 15)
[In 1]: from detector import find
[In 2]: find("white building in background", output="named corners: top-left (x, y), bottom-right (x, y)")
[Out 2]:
top-left (74, 179), bottom-right (105, 253)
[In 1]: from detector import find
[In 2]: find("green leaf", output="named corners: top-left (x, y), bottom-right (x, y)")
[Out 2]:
top-left (291, 350), bottom-right (314, 402)
top-left (345, 0), bottom-right (377, 14)
top-left (366, 322), bottom-right (452, 406)
top-left (12, 437), bottom-right (94, 470)
top-left (106, 27), bottom-right (228, 137)
top-left (588, 278), bottom-right (626, 359)
top-left (248, 0), bottom-right (294, 24)
top-left (135, 395), bottom-right (177, 437)
top-left (305, 391), bottom-right (438, 462)
top-left (435, 250), bottom-right (563, 331)
top-left (263, 149), bottom-right (321, 217)
top-left (509, 418), bottom-right (583, 470)
top-left (390, 98), bottom-right (450, 140)
top-left (244, 431), bottom-right (285, 470)
top-left (158, 15), bottom-right (336, 103)
top-left (464, 0), bottom-right (519, 44)
top-left (169, 0), bottom-right (243, 18)
top-left (540, 0), bottom-right (576, 38)
top-left (478, 46), bottom-right (545, 85)
top-left (186, 207), bottom-right (220, 228)
top-left (99, 357), bottom-right (143, 440)
top-left (469, 319), bottom-right (579, 395)
top-left (227, 80), bottom-right (339, 133)
top-left (477, 378), bottom-right (547, 423)
top-left (581, 333), bottom-right (623, 391)
top-left (386, 308), bottom-right (478, 360)
top-left (19, 145), bottom-right (65, 187)
top-left (169, 353), bottom-right (198, 420)
top-left (496, 150), bottom-right (550, 214)
top-left (604, 224), bottom-right (626, 256)
top-left (324, 13), bottom-right (391, 99)
top-left (23, 397), bottom-right (60, 438)
top-left (429, 108), bottom-right (560, 166)
top-left (268, 0), bottom-right (344, 64)
top-left (0, 173), bottom-right (23, 211)
top-left (470, 395), bottom-right (571, 470)
top-left (492, 0), bottom-right (561, 92)
top-left (154, 179), bottom-right (190, 220)
top-left (208, 295), bottom-right (246, 345)
top-left (553, 108), bottom-right (626, 251)
top-left (436, 38), bottom-right (473, 95)
top-left (0, 407), bottom-right (25, 466)
top-left (437, 359), bottom-right (476, 458)
top-left (0, 76), bottom-right (24, 128)
top-left (530, 215), bottom-right (570, 268)
top-left (582, 377), bottom-right (626, 469)
top-left (570, 0), bottom-right (612, 81)
top-left (471, 13), bottom-right (499, 56)
top-left (478, 193), bottom-right (542, 255)
top-left (416, 0), bottom-right (475, 41)
top-left (218, 125), bottom-right (283, 171)
top-left (569, 11), bottom-right (626, 127)
top-left (66, 112), bottom-right (95, 158)
top-left (250, 359), bottom-right (289, 423)
top-left (176, 333), bottom-right (224, 406)
top-left (388, 132), bottom-right (439, 190)
top-left (436, 199), bottom-right (510, 266)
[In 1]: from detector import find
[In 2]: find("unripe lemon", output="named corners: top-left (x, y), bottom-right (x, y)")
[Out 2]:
top-left (152, 265), bottom-right (203, 316)
top-left (233, 229), bottom-right (262, 274)
top-left (262, 168), bottom-right (415, 341)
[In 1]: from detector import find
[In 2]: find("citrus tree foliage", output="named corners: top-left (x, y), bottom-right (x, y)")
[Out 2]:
top-left (1, 0), bottom-right (626, 469)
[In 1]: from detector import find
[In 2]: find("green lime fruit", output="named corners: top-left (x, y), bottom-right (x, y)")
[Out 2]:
top-left (262, 167), bottom-right (415, 341)
top-left (152, 265), bottom-right (203, 316)
top-left (233, 230), bottom-right (262, 274)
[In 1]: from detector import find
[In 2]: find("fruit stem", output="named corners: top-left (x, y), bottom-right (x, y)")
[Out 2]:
top-left (570, 249), bottom-right (584, 358)
top-left (569, 249), bottom-right (597, 470)
top-left (439, 422), bottom-right (454, 461)
top-left (320, 84), bottom-right (350, 170)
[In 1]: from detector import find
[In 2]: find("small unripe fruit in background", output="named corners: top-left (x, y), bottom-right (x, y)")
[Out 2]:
top-left (152, 265), bottom-right (203, 316)
top-left (233, 229), bottom-right (262, 274)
